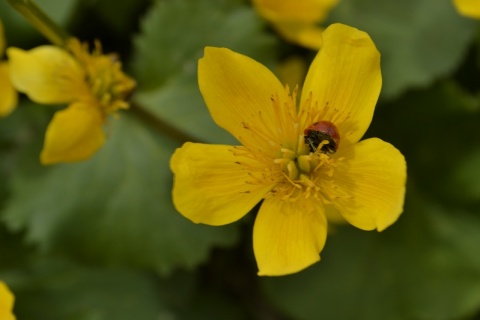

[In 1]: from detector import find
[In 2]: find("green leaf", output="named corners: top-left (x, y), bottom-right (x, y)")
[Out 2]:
top-left (0, 224), bottom-right (199, 320)
top-left (328, 0), bottom-right (477, 99)
top-left (132, 0), bottom-right (277, 144)
top-left (261, 188), bottom-right (480, 320)
top-left (80, 0), bottom-right (149, 35)
top-left (0, 0), bottom-right (78, 47)
top-left (180, 290), bottom-right (249, 320)
top-left (2, 114), bottom-right (239, 275)
top-left (3, 260), bottom-right (169, 320)
top-left (0, 101), bottom-right (52, 207)
top-left (446, 148), bottom-right (480, 204)
top-left (368, 81), bottom-right (480, 206)
top-left (134, 74), bottom-right (237, 145)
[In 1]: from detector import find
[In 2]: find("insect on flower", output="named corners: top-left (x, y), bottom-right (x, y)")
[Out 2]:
top-left (170, 23), bottom-right (407, 277)
top-left (304, 120), bottom-right (340, 154)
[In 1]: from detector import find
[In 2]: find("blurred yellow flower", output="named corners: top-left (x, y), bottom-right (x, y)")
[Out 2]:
top-left (0, 281), bottom-right (16, 320)
top-left (252, 0), bottom-right (338, 49)
top-left (275, 56), bottom-right (307, 91)
top-left (7, 38), bottom-right (136, 165)
top-left (453, 0), bottom-right (480, 18)
top-left (171, 24), bottom-right (406, 276)
top-left (0, 20), bottom-right (18, 117)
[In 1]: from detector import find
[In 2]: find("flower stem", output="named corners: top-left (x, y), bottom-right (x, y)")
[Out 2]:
top-left (130, 103), bottom-right (201, 144)
top-left (6, 0), bottom-right (69, 46)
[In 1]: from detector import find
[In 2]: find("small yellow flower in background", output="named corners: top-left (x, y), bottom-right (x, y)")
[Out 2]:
top-left (0, 281), bottom-right (16, 320)
top-left (252, 0), bottom-right (338, 49)
top-left (171, 23), bottom-right (406, 276)
top-left (0, 20), bottom-right (18, 117)
top-left (7, 38), bottom-right (136, 165)
top-left (454, 0), bottom-right (480, 18)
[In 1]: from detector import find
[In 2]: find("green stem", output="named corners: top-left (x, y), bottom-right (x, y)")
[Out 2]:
top-left (130, 103), bottom-right (201, 144)
top-left (6, 0), bottom-right (69, 46)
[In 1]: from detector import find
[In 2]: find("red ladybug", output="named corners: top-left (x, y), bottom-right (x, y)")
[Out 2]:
top-left (304, 121), bottom-right (340, 154)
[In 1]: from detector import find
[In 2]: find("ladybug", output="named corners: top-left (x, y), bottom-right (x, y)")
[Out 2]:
top-left (304, 121), bottom-right (340, 154)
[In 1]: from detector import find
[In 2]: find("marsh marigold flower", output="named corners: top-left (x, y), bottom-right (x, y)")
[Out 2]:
top-left (252, 0), bottom-right (338, 49)
top-left (7, 38), bottom-right (136, 164)
top-left (0, 281), bottom-right (15, 320)
top-left (0, 20), bottom-right (18, 117)
top-left (170, 24), bottom-right (406, 276)
top-left (453, 0), bottom-right (480, 18)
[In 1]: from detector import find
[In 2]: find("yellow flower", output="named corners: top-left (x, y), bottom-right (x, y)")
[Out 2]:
top-left (252, 0), bottom-right (338, 49)
top-left (0, 20), bottom-right (18, 117)
top-left (170, 24), bottom-right (406, 276)
top-left (0, 281), bottom-right (16, 320)
top-left (453, 0), bottom-right (480, 18)
top-left (7, 38), bottom-right (136, 165)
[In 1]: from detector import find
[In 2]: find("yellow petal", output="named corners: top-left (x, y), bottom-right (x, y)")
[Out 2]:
top-left (301, 23), bottom-right (382, 147)
top-left (253, 197), bottom-right (327, 276)
top-left (0, 281), bottom-right (15, 320)
top-left (273, 22), bottom-right (324, 49)
top-left (329, 138), bottom-right (406, 231)
top-left (454, 0), bottom-right (480, 18)
top-left (0, 62), bottom-right (18, 117)
top-left (198, 47), bottom-right (287, 152)
top-left (170, 142), bottom-right (274, 226)
top-left (7, 46), bottom-right (88, 104)
top-left (41, 102), bottom-right (105, 165)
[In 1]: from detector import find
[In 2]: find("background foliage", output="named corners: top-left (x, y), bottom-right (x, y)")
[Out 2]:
top-left (1, 0), bottom-right (480, 319)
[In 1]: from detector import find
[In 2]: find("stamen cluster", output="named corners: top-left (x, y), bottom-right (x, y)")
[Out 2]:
top-left (68, 39), bottom-right (136, 115)
top-left (233, 86), bottom-right (340, 203)
top-left (272, 135), bottom-right (336, 202)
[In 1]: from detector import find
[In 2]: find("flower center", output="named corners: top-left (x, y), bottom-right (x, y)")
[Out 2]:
top-left (68, 39), bottom-right (136, 115)
top-left (233, 85), bottom-right (351, 204)
top-left (269, 132), bottom-right (339, 202)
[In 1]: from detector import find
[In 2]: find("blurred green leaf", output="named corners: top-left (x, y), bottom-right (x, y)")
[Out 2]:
top-left (2, 114), bottom-right (239, 275)
top-left (80, 0), bottom-right (148, 35)
top-left (329, 0), bottom-right (477, 99)
top-left (262, 188), bottom-right (480, 320)
top-left (4, 260), bottom-right (168, 320)
top-left (368, 81), bottom-right (480, 207)
top-left (0, 226), bottom-right (35, 270)
top-left (180, 290), bottom-right (249, 320)
top-left (0, 101), bottom-right (52, 207)
top-left (0, 0), bottom-right (78, 47)
top-left (446, 148), bottom-right (480, 205)
top-left (132, 0), bottom-right (277, 144)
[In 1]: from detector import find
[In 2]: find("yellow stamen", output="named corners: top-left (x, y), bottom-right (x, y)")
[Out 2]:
top-left (232, 85), bottom-right (353, 205)
top-left (66, 38), bottom-right (136, 116)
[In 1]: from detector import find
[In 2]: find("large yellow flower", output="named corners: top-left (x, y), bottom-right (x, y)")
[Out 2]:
top-left (0, 281), bottom-right (15, 320)
top-left (170, 24), bottom-right (406, 276)
top-left (453, 0), bottom-right (480, 18)
top-left (252, 0), bottom-right (338, 49)
top-left (7, 38), bottom-right (136, 165)
top-left (0, 20), bottom-right (18, 117)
